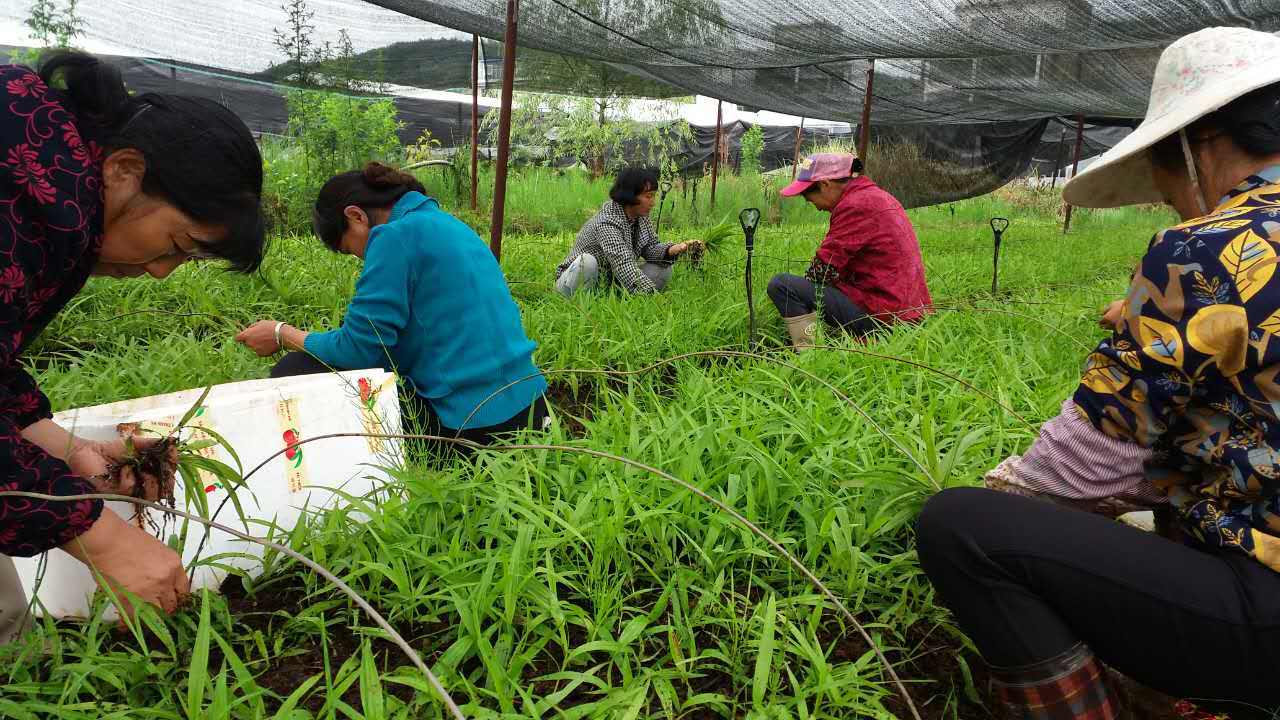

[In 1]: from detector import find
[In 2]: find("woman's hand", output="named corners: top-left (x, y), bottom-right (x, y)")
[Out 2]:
top-left (1099, 300), bottom-right (1125, 330)
top-left (67, 435), bottom-right (177, 500)
top-left (666, 242), bottom-right (690, 258)
top-left (236, 320), bottom-right (285, 357)
top-left (61, 510), bottom-right (190, 616)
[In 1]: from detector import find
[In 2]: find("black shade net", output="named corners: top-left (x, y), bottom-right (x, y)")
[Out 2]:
top-left (8, 0), bottom-right (1272, 206)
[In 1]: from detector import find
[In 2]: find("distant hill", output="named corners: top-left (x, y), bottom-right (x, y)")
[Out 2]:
top-left (258, 37), bottom-right (683, 98)
top-left (258, 37), bottom-right (475, 91)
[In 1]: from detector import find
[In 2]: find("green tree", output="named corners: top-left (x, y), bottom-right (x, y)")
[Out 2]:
top-left (14, 0), bottom-right (84, 65)
top-left (740, 124), bottom-right (764, 176)
top-left (484, 92), bottom-right (691, 177)
top-left (272, 0), bottom-right (323, 87)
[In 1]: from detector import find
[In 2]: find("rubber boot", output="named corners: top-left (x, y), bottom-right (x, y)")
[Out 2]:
top-left (991, 643), bottom-right (1118, 719)
top-left (783, 312), bottom-right (817, 352)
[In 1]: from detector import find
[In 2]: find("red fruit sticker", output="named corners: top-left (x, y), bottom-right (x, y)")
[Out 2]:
top-left (283, 428), bottom-right (302, 465)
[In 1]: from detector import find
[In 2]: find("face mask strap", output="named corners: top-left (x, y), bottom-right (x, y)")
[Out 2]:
top-left (1180, 128), bottom-right (1211, 216)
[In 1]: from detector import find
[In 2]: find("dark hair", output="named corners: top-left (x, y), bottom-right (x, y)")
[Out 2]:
top-left (312, 162), bottom-right (426, 252)
top-left (1150, 82), bottom-right (1280, 169)
top-left (609, 167), bottom-right (659, 206)
top-left (38, 52), bottom-right (267, 272)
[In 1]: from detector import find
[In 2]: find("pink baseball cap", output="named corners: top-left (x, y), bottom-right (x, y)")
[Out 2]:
top-left (780, 153), bottom-right (857, 197)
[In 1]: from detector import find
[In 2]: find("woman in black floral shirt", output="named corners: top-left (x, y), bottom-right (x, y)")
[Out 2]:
top-left (0, 52), bottom-right (265, 637)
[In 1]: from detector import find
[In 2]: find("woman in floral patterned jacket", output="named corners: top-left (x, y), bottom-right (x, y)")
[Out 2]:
top-left (0, 52), bottom-right (266, 639)
top-left (918, 28), bottom-right (1280, 720)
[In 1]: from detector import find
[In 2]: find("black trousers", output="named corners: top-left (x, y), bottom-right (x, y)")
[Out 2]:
top-left (270, 351), bottom-right (548, 455)
top-left (766, 273), bottom-right (878, 335)
top-left (917, 487), bottom-right (1280, 717)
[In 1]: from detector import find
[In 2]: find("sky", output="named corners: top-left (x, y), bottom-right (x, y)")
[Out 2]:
top-left (0, 0), bottom-right (843, 126)
top-left (0, 0), bottom-right (467, 72)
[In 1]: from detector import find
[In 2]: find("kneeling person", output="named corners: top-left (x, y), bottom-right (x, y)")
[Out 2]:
top-left (236, 163), bottom-right (548, 452)
top-left (770, 153), bottom-right (932, 349)
top-left (556, 167), bottom-right (692, 296)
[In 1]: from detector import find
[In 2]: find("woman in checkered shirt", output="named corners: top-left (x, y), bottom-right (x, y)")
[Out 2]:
top-left (555, 168), bottom-right (694, 296)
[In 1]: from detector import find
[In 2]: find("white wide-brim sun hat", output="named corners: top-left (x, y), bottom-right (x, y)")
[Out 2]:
top-left (1063, 26), bottom-right (1280, 209)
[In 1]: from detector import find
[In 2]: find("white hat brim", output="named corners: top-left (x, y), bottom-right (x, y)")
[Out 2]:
top-left (1063, 63), bottom-right (1280, 209)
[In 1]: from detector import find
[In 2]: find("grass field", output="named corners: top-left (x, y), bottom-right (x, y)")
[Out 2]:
top-left (2, 169), bottom-right (1176, 719)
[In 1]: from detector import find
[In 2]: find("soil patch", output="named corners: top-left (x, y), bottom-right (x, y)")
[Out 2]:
top-left (217, 573), bottom-right (450, 714)
top-left (545, 379), bottom-right (597, 438)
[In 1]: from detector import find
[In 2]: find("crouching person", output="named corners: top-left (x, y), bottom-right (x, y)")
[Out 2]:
top-left (236, 163), bottom-right (548, 455)
top-left (770, 153), bottom-right (932, 350)
top-left (555, 167), bottom-right (692, 297)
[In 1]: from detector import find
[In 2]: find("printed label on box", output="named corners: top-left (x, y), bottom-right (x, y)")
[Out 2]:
top-left (275, 398), bottom-right (308, 493)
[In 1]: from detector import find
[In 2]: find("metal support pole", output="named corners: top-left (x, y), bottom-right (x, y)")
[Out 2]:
top-left (1050, 126), bottom-right (1067, 189)
top-left (1063, 115), bottom-right (1085, 234)
top-left (710, 99), bottom-right (723, 211)
top-left (792, 117), bottom-right (805, 180)
top-left (858, 59), bottom-right (875, 161)
top-left (470, 34), bottom-right (480, 212)
top-left (489, 0), bottom-right (519, 260)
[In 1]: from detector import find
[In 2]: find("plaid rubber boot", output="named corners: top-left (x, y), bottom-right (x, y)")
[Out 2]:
top-left (991, 643), bottom-right (1118, 720)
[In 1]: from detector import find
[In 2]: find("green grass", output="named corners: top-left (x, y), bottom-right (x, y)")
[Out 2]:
top-left (3, 180), bottom-right (1174, 718)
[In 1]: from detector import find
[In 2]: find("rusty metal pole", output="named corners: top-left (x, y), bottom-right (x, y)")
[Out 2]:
top-left (489, 0), bottom-right (519, 259)
top-left (791, 117), bottom-right (805, 180)
top-left (858, 59), bottom-right (875, 161)
top-left (1063, 115), bottom-right (1085, 234)
top-left (709, 99), bottom-right (723, 210)
top-left (1050, 126), bottom-right (1067, 189)
top-left (470, 34), bottom-right (480, 213)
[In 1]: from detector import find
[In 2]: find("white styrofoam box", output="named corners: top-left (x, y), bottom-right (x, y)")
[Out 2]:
top-left (13, 369), bottom-right (403, 619)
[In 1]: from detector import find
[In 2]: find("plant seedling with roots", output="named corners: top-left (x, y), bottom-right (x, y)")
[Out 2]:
top-left (686, 212), bottom-right (742, 269)
top-left (101, 386), bottom-right (250, 550)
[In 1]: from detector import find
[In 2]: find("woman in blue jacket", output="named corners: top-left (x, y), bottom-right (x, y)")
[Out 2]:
top-left (236, 163), bottom-right (547, 450)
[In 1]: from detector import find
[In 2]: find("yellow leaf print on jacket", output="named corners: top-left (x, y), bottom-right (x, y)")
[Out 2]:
top-left (1194, 218), bottom-right (1254, 234)
top-left (1128, 263), bottom-right (1194, 322)
top-left (1220, 229), bottom-right (1277, 302)
top-left (1173, 207), bottom-right (1252, 230)
top-left (1074, 171), bottom-right (1280, 573)
top-left (1081, 352), bottom-right (1130, 394)
top-left (1137, 316), bottom-right (1185, 368)
top-left (1260, 308), bottom-right (1280, 338)
top-left (1187, 304), bottom-right (1249, 376)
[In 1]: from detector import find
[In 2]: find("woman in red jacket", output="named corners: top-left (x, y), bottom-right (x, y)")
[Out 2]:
top-left (769, 152), bottom-right (932, 350)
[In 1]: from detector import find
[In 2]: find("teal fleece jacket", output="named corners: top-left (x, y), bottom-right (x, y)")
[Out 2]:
top-left (305, 192), bottom-right (546, 428)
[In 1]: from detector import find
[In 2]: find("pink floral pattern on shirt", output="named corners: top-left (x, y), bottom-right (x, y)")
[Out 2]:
top-left (0, 64), bottom-right (105, 557)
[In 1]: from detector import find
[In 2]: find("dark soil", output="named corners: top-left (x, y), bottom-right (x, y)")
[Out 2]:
top-left (216, 573), bottom-right (452, 713)
top-left (123, 572), bottom-right (1218, 719)
top-left (544, 379), bottom-right (596, 438)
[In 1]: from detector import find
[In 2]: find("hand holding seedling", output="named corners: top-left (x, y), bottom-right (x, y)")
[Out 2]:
top-left (666, 242), bottom-right (691, 258)
top-left (69, 435), bottom-right (177, 501)
top-left (60, 508), bottom-right (190, 616)
top-left (235, 319), bottom-right (307, 356)
top-left (1099, 299), bottom-right (1124, 330)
